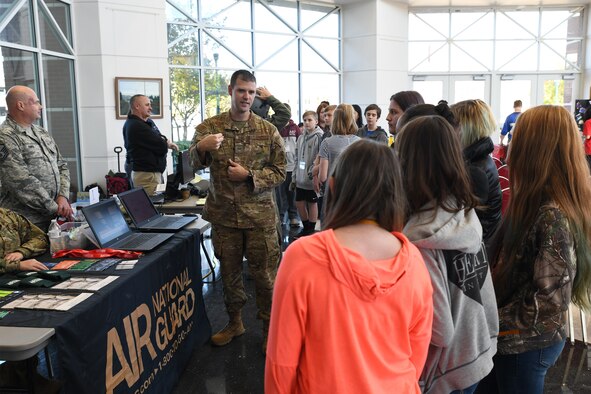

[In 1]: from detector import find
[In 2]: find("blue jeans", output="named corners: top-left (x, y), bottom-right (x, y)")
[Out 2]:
top-left (494, 339), bottom-right (565, 394)
top-left (451, 381), bottom-right (479, 394)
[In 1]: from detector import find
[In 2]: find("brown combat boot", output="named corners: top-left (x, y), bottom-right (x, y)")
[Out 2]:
top-left (262, 319), bottom-right (270, 355)
top-left (211, 312), bottom-right (246, 346)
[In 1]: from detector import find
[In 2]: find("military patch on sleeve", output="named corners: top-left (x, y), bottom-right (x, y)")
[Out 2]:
top-left (0, 144), bottom-right (8, 163)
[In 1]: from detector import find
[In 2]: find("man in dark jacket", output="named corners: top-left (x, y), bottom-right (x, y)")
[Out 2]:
top-left (123, 95), bottom-right (178, 195)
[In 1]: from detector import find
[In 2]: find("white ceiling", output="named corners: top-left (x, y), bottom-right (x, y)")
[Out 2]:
top-left (409, 0), bottom-right (587, 5)
top-left (332, 0), bottom-right (590, 6)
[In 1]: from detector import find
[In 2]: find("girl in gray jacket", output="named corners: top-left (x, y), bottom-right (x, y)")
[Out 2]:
top-left (397, 115), bottom-right (499, 394)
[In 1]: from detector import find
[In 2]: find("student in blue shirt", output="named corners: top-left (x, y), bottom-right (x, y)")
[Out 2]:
top-left (500, 100), bottom-right (522, 145)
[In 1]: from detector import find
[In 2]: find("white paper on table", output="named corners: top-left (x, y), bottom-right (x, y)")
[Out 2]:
top-left (89, 187), bottom-right (100, 205)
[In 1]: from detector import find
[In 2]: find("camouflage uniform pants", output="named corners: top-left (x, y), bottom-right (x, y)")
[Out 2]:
top-left (212, 223), bottom-right (280, 321)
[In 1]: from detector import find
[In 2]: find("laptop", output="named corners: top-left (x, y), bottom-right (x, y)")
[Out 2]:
top-left (82, 198), bottom-right (173, 252)
top-left (117, 188), bottom-right (197, 231)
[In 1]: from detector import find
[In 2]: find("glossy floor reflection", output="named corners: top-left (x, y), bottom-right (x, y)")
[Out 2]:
top-left (173, 224), bottom-right (591, 394)
top-left (546, 341), bottom-right (591, 393)
top-left (172, 223), bottom-right (299, 394)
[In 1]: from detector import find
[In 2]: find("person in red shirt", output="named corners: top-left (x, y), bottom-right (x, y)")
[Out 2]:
top-left (265, 139), bottom-right (434, 394)
top-left (582, 106), bottom-right (591, 170)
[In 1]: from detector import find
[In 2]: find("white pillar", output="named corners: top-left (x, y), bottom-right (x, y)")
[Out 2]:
top-left (341, 0), bottom-right (409, 129)
top-left (73, 0), bottom-right (171, 190)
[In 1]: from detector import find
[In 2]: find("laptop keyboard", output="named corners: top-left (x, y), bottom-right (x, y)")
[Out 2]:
top-left (118, 233), bottom-right (155, 249)
top-left (150, 216), bottom-right (177, 226)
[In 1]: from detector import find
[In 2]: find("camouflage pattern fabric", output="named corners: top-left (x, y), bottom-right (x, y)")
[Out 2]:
top-left (212, 223), bottom-right (279, 320)
top-left (0, 208), bottom-right (48, 273)
top-left (190, 110), bottom-right (286, 229)
top-left (494, 204), bottom-right (575, 355)
top-left (0, 116), bottom-right (70, 229)
top-left (191, 110), bottom-right (285, 320)
top-left (265, 95), bottom-right (291, 131)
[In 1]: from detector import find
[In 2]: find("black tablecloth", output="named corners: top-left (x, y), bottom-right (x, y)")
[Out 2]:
top-left (0, 228), bottom-right (211, 394)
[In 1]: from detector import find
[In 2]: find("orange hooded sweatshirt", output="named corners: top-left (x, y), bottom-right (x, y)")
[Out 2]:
top-left (265, 230), bottom-right (433, 393)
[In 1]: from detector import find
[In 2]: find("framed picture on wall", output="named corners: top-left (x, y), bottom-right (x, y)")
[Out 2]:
top-left (115, 77), bottom-right (163, 119)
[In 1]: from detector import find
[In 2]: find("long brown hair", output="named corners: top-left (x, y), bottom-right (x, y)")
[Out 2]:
top-left (317, 101), bottom-right (329, 126)
top-left (396, 115), bottom-right (478, 217)
top-left (397, 101), bottom-right (458, 131)
top-left (390, 91), bottom-right (425, 111)
top-left (323, 140), bottom-right (406, 232)
top-left (493, 105), bottom-right (591, 309)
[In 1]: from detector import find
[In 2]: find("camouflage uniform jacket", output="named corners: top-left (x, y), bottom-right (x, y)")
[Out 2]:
top-left (191, 111), bottom-right (286, 229)
top-left (265, 95), bottom-right (291, 131)
top-left (0, 208), bottom-right (48, 273)
top-left (494, 203), bottom-right (575, 354)
top-left (0, 116), bottom-right (70, 226)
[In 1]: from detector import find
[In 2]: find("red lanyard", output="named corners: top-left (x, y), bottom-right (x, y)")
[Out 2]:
top-left (52, 248), bottom-right (142, 259)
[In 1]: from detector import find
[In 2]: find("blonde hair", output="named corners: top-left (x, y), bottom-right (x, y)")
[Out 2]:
top-left (323, 104), bottom-right (337, 114)
top-left (451, 99), bottom-right (497, 147)
top-left (331, 103), bottom-right (358, 135)
top-left (302, 110), bottom-right (317, 120)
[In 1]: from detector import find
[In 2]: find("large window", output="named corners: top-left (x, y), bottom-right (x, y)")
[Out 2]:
top-left (167, 0), bottom-right (341, 143)
top-left (0, 0), bottom-right (79, 189)
top-left (408, 7), bottom-right (583, 121)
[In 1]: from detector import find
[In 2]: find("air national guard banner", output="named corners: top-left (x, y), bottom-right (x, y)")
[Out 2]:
top-left (50, 229), bottom-right (211, 393)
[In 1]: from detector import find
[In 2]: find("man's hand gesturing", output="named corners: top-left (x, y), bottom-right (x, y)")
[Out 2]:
top-left (198, 133), bottom-right (224, 152)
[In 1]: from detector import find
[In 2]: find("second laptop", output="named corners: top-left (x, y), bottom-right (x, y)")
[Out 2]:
top-left (118, 187), bottom-right (197, 231)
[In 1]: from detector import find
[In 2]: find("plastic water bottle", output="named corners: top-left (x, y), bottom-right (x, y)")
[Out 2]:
top-left (48, 219), bottom-right (61, 238)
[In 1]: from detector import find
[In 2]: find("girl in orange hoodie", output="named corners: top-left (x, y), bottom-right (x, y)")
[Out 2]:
top-left (265, 139), bottom-right (434, 393)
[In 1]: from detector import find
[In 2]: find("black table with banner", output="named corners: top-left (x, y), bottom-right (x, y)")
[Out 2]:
top-left (0, 227), bottom-right (211, 394)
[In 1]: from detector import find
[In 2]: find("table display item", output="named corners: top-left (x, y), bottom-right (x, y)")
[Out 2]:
top-left (48, 220), bottom-right (91, 253)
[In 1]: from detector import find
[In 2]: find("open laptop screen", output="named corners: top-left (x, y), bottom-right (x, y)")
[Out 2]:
top-left (83, 199), bottom-right (130, 246)
top-left (178, 150), bottom-right (195, 185)
top-left (118, 188), bottom-right (158, 224)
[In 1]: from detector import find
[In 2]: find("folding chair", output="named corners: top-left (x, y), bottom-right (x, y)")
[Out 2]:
top-left (497, 164), bottom-right (509, 179)
top-left (492, 156), bottom-right (503, 169)
top-left (0, 327), bottom-right (55, 393)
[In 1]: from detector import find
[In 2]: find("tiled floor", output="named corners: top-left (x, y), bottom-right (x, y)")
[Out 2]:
top-left (173, 225), bottom-right (591, 394)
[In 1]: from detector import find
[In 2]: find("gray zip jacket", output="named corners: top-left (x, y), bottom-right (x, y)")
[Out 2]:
top-left (404, 203), bottom-right (499, 394)
top-left (292, 126), bottom-right (323, 191)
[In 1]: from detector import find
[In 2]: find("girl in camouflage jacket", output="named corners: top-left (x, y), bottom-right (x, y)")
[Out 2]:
top-left (491, 105), bottom-right (591, 393)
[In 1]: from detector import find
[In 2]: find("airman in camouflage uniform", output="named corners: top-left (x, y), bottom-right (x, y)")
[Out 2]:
top-left (0, 208), bottom-right (48, 273)
top-left (0, 86), bottom-right (72, 231)
top-left (190, 70), bottom-right (286, 352)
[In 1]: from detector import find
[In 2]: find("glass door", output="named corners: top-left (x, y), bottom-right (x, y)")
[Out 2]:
top-left (412, 75), bottom-right (490, 105)
top-left (452, 75), bottom-right (490, 103)
top-left (412, 77), bottom-right (445, 104)
top-left (537, 74), bottom-right (577, 115)
top-left (497, 74), bottom-right (578, 123)
top-left (498, 76), bottom-right (533, 125)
